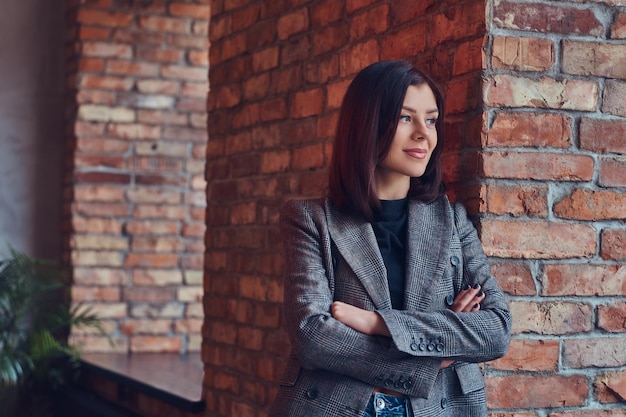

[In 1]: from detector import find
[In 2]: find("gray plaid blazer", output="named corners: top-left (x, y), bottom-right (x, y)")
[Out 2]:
top-left (269, 196), bottom-right (511, 417)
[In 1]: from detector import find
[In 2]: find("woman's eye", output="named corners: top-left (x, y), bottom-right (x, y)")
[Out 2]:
top-left (427, 118), bottom-right (438, 125)
top-left (400, 115), bottom-right (411, 123)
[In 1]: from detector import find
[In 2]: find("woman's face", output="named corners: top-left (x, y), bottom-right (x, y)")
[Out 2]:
top-left (375, 84), bottom-right (439, 199)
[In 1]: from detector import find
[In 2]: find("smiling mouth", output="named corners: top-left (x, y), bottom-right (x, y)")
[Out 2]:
top-left (404, 149), bottom-right (428, 159)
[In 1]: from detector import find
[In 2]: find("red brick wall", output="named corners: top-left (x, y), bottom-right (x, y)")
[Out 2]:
top-left (63, 0), bottom-right (210, 354)
top-left (205, 0), bottom-right (488, 416)
top-left (481, 0), bottom-right (626, 413)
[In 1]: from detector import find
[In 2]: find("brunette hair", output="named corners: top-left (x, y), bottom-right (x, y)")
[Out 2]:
top-left (328, 60), bottom-right (446, 221)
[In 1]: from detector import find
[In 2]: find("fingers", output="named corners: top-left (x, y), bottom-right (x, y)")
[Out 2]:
top-left (450, 284), bottom-right (485, 313)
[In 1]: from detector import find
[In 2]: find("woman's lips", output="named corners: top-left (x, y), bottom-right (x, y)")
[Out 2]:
top-left (404, 148), bottom-right (428, 159)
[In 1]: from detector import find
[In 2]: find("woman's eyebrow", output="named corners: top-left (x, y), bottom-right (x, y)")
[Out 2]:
top-left (402, 105), bottom-right (439, 114)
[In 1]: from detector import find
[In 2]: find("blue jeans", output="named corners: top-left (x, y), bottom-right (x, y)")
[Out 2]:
top-left (363, 392), bottom-right (412, 417)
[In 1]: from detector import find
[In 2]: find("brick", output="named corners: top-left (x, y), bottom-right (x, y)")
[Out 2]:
top-left (487, 112), bottom-right (572, 148)
top-left (486, 184), bottom-right (548, 217)
top-left (564, 337), bottom-right (626, 367)
top-left (453, 38), bottom-right (484, 76)
top-left (291, 88), bottom-right (324, 118)
top-left (380, 25), bottom-right (427, 61)
top-left (490, 261), bottom-right (536, 296)
top-left (482, 151), bottom-right (594, 181)
top-left (486, 374), bottom-right (588, 408)
top-left (123, 253), bottom-right (179, 268)
top-left (231, 4), bottom-right (261, 32)
top-left (432, 2), bottom-right (485, 44)
top-left (327, 79), bottom-right (351, 110)
top-left (130, 302), bottom-right (184, 319)
top-left (73, 267), bottom-right (126, 286)
top-left (492, 36), bottom-right (555, 71)
top-left (82, 41), bottom-right (132, 59)
top-left (131, 237), bottom-right (184, 252)
top-left (74, 154), bottom-right (125, 169)
top-left (136, 46), bottom-right (184, 63)
top-left (138, 16), bottom-right (190, 34)
top-left (599, 157), bottom-right (626, 187)
top-left (135, 142), bottom-right (188, 158)
top-left (551, 412), bottom-right (626, 417)
top-left (445, 76), bottom-right (482, 115)
top-left (78, 105), bottom-right (135, 122)
top-left (127, 188), bottom-right (181, 204)
top-left (580, 118), bottom-right (626, 154)
top-left (541, 264), bottom-right (626, 296)
top-left (482, 219), bottom-right (596, 259)
top-left (174, 318), bottom-right (203, 333)
top-left (493, 1), bottom-right (604, 36)
top-left (613, 12), bottom-right (626, 39)
top-left (108, 123), bottom-right (163, 140)
top-left (79, 26), bottom-right (111, 41)
top-left (602, 229), bottom-right (626, 261)
top-left (311, 0), bottom-right (343, 27)
top-left (80, 74), bottom-right (134, 91)
top-left (120, 319), bottom-right (172, 335)
top-left (71, 235), bottom-right (128, 250)
top-left (133, 269), bottom-right (183, 286)
top-left (169, 3), bottom-right (210, 18)
top-left (339, 39), bottom-right (379, 77)
top-left (390, 0), bottom-right (436, 25)
top-left (270, 65), bottom-right (302, 94)
top-left (346, 0), bottom-right (378, 14)
top-left (277, 8), bottom-right (308, 40)
top-left (169, 33), bottom-right (209, 50)
top-left (259, 97), bottom-right (288, 122)
top-left (260, 150), bottom-right (290, 174)
top-left (350, 4), bottom-right (389, 41)
top-left (312, 23), bottom-right (349, 56)
top-left (72, 250), bottom-right (123, 267)
top-left (133, 204), bottom-right (187, 220)
top-left (554, 189), bottom-right (626, 221)
top-left (125, 220), bottom-right (179, 235)
top-left (177, 286), bottom-right (203, 302)
top-left (112, 29), bottom-right (166, 46)
top-left (130, 336), bottom-right (182, 353)
top-left (595, 371), bottom-right (626, 404)
top-left (509, 300), bottom-right (592, 335)
top-left (161, 65), bottom-right (208, 81)
top-left (162, 126), bottom-right (207, 142)
top-left (75, 138), bottom-right (130, 154)
top-left (75, 185), bottom-right (124, 202)
top-left (220, 33), bottom-right (247, 61)
top-left (598, 302), bottom-right (626, 333)
top-left (563, 41), bottom-right (626, 78)
top-left (74, 171), bottom-right (130, 185)
top-left (77, 8), bottom-right (135, 27)
top-left (76, 89), bottom-right (115, 105)
top-left (106, 60), bottom-right (159, 77)
top-left (70, 335), bottom-right (128, 353)
top-left (281, 36), bottom-right (311, 66)
top-left (602, 80), bottom-right (626, 117)
top-left (123, 287), bottom-right (176, 303)
top-left (72, 286), bottom-right (120, 302)
top-left (293, 143), bottom-right (325, 171)
top-left (489, 339), bottom-right (559, 371)
top-left (485, 75), bottom-right (598, 111)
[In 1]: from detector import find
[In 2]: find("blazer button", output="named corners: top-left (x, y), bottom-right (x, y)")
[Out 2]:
top-left (306, 388), bottom-right (318, 400)
top-left (450, 256), bottom-right (460, 266)
top-left (427, 341), bottom-right (435, 352)
top-left (441, 398), bottom-right (448, 409)
top-left (436, 342), bottom-right (444, 352)
top-left (445, 294), bottom-right (454, 306)
top-left (418, 338), bottom-right (426, 351)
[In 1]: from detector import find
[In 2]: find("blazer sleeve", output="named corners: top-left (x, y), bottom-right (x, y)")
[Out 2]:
top-left (377, 202), bottom-right (512, 363)
top-left (280, 199), bottom-right (442, 399)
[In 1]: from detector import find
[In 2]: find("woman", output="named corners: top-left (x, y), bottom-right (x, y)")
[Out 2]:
top-left (270, 61), bottom-right (511, 417)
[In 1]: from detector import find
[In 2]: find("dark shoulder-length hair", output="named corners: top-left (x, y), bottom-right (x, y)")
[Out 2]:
top-left (328, 60), bottom-right (446, 221)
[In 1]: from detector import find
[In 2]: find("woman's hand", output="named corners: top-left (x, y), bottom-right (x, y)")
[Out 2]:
top-left (449, 284), bottom-right (485, 313)
top-left (440, 284), bottom-right (486, 369)
top-left (331, 301), bottom-right (391, 336)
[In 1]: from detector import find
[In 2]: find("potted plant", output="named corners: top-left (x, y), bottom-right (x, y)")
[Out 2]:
top-left (0, 248), bottom-right (104, 416)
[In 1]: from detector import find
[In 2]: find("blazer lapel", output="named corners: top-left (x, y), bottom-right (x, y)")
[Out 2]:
top-left (404, 199), bottom-right (453, 311)
top-left (325, 202), bottom-right (392, 310)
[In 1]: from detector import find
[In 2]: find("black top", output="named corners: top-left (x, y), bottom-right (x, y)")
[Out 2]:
top-left (372, 199), bottom-right (408, 309)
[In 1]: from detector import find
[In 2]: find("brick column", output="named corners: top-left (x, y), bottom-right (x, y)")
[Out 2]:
top-left (481, 0), bottom-right (626, 412)
top-left (63, 0), bottom-right (209, 354)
